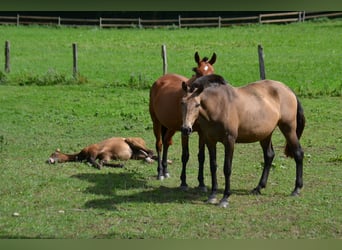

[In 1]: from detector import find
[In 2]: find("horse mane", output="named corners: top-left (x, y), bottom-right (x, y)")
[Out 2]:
top-left (189, 74), bottom-right (228, 92)
top-left (202, 57), bottom-right (209, 62)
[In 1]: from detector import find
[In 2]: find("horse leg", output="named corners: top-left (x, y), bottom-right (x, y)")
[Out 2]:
top-left (88, 157), bottom-right (101, 170)
top-left (219, 136), bottom-right (235, 208)
top-left (279, 124), bottom-right (304, 196)
top-left (291, 144), bottom-right (304, 196)
top-left (252, 135), bottom-right (275, 195)
top-left (160, 127), bottom-right (175, 179)
top-left (197, 132), bottom-right (207, 192)
top-left (152, 121), bottom-right (164, 180)
top-left (207, 143), bottom-right (218, 204)
top-left (180, 134), bottom-right (189, 190)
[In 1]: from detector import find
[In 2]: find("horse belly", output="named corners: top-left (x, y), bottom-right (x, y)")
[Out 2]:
top-left (97, 139), bottom-right (132, 161)
top-left (152, 90), bottom-right (183, 130)
top-left (236, 120), bottom-right (278, 143)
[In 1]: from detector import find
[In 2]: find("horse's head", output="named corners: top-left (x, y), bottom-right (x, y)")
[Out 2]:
top-left (47, 149), bottom-right (65, 164)
top-left (180, 81), bottom-right (204, 136)
top-left (181, 74), bottom-right (228, 136)
top-left (192, 51), bottom-right (216, 77)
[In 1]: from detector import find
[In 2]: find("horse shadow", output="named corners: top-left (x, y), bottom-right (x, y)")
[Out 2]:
top-left (71, 172), bottom-right (209, 210)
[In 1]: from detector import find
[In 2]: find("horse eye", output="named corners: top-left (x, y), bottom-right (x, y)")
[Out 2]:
top-left (195, 103), bottom-right (200, 108)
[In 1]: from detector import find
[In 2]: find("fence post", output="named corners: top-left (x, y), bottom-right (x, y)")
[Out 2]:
top-left (258, 44), bottom-right (266, 80)
top-left (72, 43), bottom-right (78, 78)
top-left (301, 11), bottom-right (306, 22)
top-left (218, 16), bottom-right (221, 28)
top-left (16, 14), bottom-right (20, 26)
top-left (161, 44), bottom-right (167, 75)
top-left (178, 15), bottom-right (181, 28)
top-left (5, 40), bottom-right (10, 73)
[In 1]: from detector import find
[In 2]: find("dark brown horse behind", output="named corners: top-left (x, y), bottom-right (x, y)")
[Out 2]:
top-left (149, 52), bottom-right (216, 190)
top-left (181, 74), bottom-right (305, 207)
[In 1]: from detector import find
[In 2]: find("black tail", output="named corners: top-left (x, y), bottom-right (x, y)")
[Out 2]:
top-left (285, 97), bottom-right (306, 157)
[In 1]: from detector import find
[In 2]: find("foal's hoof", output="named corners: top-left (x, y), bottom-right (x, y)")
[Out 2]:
top-left (164, 173), bottom-right (170, 179)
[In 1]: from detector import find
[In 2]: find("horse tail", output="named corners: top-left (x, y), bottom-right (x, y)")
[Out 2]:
top-left (285, 97), bottom-right (306, 157)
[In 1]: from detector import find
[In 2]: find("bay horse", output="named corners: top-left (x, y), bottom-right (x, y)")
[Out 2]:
top-left (181, 74), bottom-right (305, 207)
top-left (149, 51), bottom-right (216, 190)
top-left (47, 137), bottom-right (155, 169)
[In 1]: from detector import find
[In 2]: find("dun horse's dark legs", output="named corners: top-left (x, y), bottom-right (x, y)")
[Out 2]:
top-left (180, 135), bottom-right (190, 189)
top-left (252, 136), bottom-right (275, 195)
top-left (219, 136), bottom-right (235, 208)
top-left (291, 144), bottom-right (304, 196)
top-left (279, 123), bottom-right (304, 196)
top-left (207, 145), bottom-right (218, 204)
top-left (197, 134), bottom-right (206, 192)
top-left (180, 133), bottom-right (206, 191)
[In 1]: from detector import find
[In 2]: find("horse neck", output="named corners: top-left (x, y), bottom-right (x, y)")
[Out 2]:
top-left (58, 152), bottom-right (79, 162)
top-left (187, 75), bottom-right (197, 85)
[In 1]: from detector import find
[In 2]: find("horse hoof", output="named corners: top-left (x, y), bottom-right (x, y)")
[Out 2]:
top-left (198, 185), bottom-right (208, 193)
top-left (218, 200), bottom-right (229, 208)
top-left (145, 157), bottom-right (154, 164)
top-left (206, 196), bottom-right (218, 204)
top-left (164, 173), bottom-right (170, 179)
top-left (180, 185), bottom-right (189, 191)
top-left (157, 175), bottom-right (164, 181)
top-left (291, 190), bottom-right (300, 197)
top-left (251, 188), bottom-right (261, 195)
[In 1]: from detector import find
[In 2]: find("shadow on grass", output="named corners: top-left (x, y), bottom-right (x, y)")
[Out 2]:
top-left (71, 172), bottom-right (256, 210)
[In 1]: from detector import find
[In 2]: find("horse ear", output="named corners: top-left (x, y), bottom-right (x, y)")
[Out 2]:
top-left (182, 81), bottom-right (188, 92)
top-left (56, 148), bottom-right (60, 152)
top-left (194, 51), bottom-right (200, 64)
top-left (209, 52), bottom-right (217, 65)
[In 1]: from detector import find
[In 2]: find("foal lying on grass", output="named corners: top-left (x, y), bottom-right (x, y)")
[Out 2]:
top-left (47, 137), bottom-right (156, 169)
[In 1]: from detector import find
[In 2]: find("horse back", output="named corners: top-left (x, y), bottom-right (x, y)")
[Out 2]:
top-left (237, 80), bottom-right (297, 111)
top-left (222, 80), bottom-right (298, 142)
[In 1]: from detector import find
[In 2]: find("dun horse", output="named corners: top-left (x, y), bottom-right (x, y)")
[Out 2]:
top-left (181, 74), bottom-right (305, 207)
top-left (47, 137), bottom-right (155, 169)
top-left (149, 52), bottom-right (216, 190)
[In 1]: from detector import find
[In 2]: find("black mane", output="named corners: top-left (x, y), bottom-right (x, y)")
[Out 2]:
top-left (190, 74), bottom-right (228, 92)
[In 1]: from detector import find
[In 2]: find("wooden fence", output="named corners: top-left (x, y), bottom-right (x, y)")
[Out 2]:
top-left (0, 12), bottom-right (341, 28)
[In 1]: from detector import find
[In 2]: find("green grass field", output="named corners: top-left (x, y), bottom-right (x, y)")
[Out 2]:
top-left (0, 20), bottom-right (342, 239)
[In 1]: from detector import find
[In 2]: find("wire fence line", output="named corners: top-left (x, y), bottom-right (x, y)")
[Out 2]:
top-left (0, 12), bottom-right (341, 28)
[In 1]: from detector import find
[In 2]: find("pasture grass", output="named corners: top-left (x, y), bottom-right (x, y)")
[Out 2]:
top-left (0, 19), bottom-right (341, 96)
top-left (0, 20), bottom-right (342, 239)
top-left (0, 85), bottom-right (341, 239)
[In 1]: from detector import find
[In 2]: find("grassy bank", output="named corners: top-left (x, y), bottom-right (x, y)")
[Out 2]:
top-left (0, 19), bottom-right (341, 96)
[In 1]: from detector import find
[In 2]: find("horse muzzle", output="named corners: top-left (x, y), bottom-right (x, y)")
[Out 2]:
top-left (47, 158), bottom-right (56, 164)
top-left (181, 126), bottom-right (193, 136)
